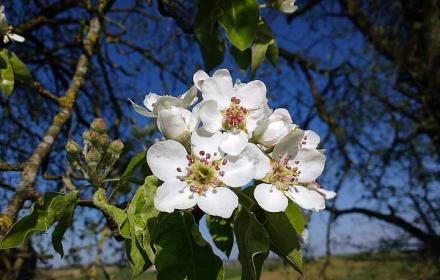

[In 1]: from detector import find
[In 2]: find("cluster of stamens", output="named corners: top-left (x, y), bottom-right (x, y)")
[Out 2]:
top-left (175, 151), bottom-right (228, 195)
top-left (263, 154), bottom-right (301, 192)
top-left (222, 97), bottom-right (248, 130)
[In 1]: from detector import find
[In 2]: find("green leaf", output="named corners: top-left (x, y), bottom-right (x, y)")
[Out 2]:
top-left (125, 237), bottom-right (151, 278)
top-left (0, 191), bottom-right (78, 250)
top-left (154, 212), bottom-right (224, 280)
top-left (206, 215), bottom-right (234, 258)
top-left (264, 202), bottom-right (304, 274)
top-left (234, 205), bottom-right (270, 280)
top-left (127, 176), bottom-right (160, 269)
top-left (51, 192), bottom-right (78, 257)
top-left (229, 46), bottom-right (251, 71)
top-left (266, 41), bottom-right (279, 67)
top-left (93, 188), bottom-right (130, 238)
top-left (251, 20), bottom-right (276, 75)
top-left (193, 0), bottom-right (225, 72)
top-left (219, 0), bottom-right (260, 51)
top-left (0, 50), bottom-right (14, 97)
top-left (8, 51), bottom-right (33, 84)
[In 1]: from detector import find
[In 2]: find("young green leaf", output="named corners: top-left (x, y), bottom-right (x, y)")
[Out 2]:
top-left (0, 50), bottom-right (14, 97)
top-left (251, 20), bottom-right (276, 75)
top-left (8, 51), bottom-right (33, 84)
top-left (193, 0), bottom-right (225, 72)
top-left (0, 191), bottom-right (78, 251)
top-left (206, 215), bottom-right (234, 258)
top-left (219, 0), bottom-right (260, 51)
top-left (51, 192), bottom-right (78, 257)
top-left (264, 202), bottom-right (304, 274)
top-left (154, 212), bottom-right (224, 280)
top-left (229, 46), bottom-right (251, 71)
top-left (127, 176), bottom-right (160, 265)
top-left (125, 237), bottom-right (152, 278)
top-left (234, 205), bottom-right (270, 280)
top-left (92, 188), bottom-right (130, 238)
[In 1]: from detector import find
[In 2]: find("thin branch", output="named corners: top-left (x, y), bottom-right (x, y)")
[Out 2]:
top-left (0, 162), bottom-right (25, 171)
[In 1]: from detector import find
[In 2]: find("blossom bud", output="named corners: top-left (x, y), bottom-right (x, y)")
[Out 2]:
top-left (85, 148), bottom-right (101, 167)
top-left (157, 106), bottom-right (193, 140)
top-left (274, 0), bottom-right (298, 14)
top-left (98, 134), bottom-right (110, 148)
top-left (108, 139), bottom-right (124, 155)
top-left (82, 130), bottom-right (99, 144)
top-left (65, 139), bottom-right (81, 155)
top-left (253, 108), bottom-right (294, 147)
top-left (90, 118), bottom-right (106, 134)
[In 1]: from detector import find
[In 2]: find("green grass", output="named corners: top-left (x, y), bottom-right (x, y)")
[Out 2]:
top-left (37, 252), bottom-right (439, 280)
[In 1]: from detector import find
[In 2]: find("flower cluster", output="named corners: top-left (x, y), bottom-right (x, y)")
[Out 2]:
top-left (131, 69), bottom-right (335, 218)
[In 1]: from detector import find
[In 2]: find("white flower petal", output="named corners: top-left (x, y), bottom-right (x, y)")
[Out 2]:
top-left (254, 183), bottom-right (288, 212)
top-left (146, 140), bottom-right (189, 182)
top-left (129, 98), bottom-right (156, 117)
top-left (213, 69), bottom-right (233, 96)
top-left (220, 145), bottom-right (257, 187)
top-left (179, 86), bottom-right (198, 108)
top-left (191, 128), bottom-right (223, 160)
top-left (254, 108), bottom-right (293, 147)
top-left (201, 78), bottom-right (231, 109)
top-left (298, 130), bottom-right (320, 149)
top-left (234, 80), bottom-right (267, 110)
top-left (219, 130), bottom-right (248, 156)
top-left (289, 149), bottom-right (326, 182)
top-left (198, 187), bottom-right (238, 218)
top-left (246, 104), bottom-right (270, 135)
top-left (199, 100), bottom-right (223, 133)
top-left (8, 33), bottom-right (25, 42)
top-left (242, 143), bottom-right (271, 179)
top-left (193, 70), bottom-right (209, 91)
top-left (152, 96), bottom-right (182, 115)
top-left (157, 107), bottom-right (191, 140)
top-left (286, 185), bottom-right (325, 211)
top-left (143, 93), bottom-right (161, 111)
top-left (272, 129), bottom-right (304, 161)
top-left (154, 180), bottom-right (198, 212)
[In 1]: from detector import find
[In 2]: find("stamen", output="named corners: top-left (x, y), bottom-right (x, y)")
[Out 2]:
top-left (177, 167), bottom-right (182, 172)
top-left (222, 159), bottom-right (227, 165)
top-left (219, 171), bottom-right (225, 176)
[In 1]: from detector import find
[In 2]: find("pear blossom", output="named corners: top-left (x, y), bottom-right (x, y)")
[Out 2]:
top-left (193, 69), bottom-right (268, 155)
top-left (253, 107), bottom-right (296, 147)
top-left (275, 0), bottom-right (298, 14)
top-left (1, 5), bottom-right (25, 44)
top-left (129, 86), bottom-right (197, 117)
top-left (129, 86), bottom-right (198, 141)
top-left (147, 129), bottom-right (269, 218)
top-left (254, 129), bottom-right (335, 212)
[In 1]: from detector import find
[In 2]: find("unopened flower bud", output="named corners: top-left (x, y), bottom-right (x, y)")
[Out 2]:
top-left (108, 139), bottom-right (124, 155)
top-left (82, 130), bottom-right (99, 144)
top-left (90, 118), bottom-right (106, 134)
top-left (66, 139), bottom-right (81, 155)
top-left (98, 134), bottom-right (110, 148)
top-left (85, 148), bottom-right (101, 167)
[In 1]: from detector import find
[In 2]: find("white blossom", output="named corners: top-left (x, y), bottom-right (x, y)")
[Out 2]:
top-left (1, 5), bottom-right (25, 44)
top-left (253, 107), bottom-right (295, 147)
top-left (147, 129), bottom-right (268, 218)
top-left (193, 69), bottom-right (268, 155)
top-left (254, 128), bottom-right (335, 212)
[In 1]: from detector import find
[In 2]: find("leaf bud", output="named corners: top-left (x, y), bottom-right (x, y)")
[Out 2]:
top-left (90, 118), bottom-right (106, 134)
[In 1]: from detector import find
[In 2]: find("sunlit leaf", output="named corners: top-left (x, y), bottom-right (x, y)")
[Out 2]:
top-left (266, 41), bottom-right (279, 67)
top-left (0, 191), bottom-right (78, 251)
top-left (206, 215), bottom-right (234, 258)
top-left (154, 212), bottom-right (224, 280)
top-left (51, 192), bottom-right (78, 257)
top-left (219, 0), bottom-right (260, 51)
top-left (0, 50), bottom-right (14, 97)
top-left (264, 202), bottom-right (304, 273)
top-left (251, 20), bottom-right (275, 75)
top-left (233, 204), bottom-right (270, 280)
top-left (8, 51), bottom-right (33, 84)
top-left (92, 188), bottom-right (130, 238)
